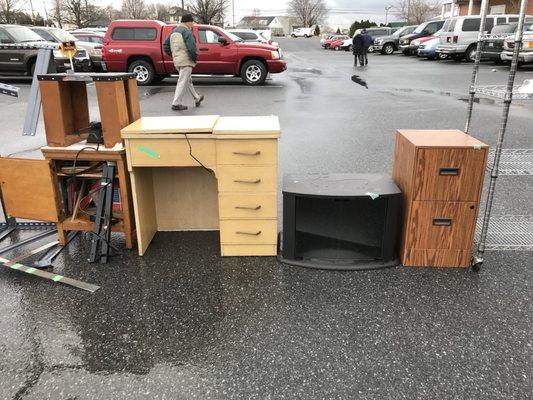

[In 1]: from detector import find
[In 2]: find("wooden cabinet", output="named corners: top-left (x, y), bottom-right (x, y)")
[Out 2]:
top-left (392, 129), bottom-right (488, 268)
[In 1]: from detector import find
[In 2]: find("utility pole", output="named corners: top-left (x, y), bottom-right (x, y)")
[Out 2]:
top-left (232, 0), bottom-right (235, 27)
top-left (385, 5), bottom-right (393, 25)
top-left (407, 0), bottom-right (411, 24)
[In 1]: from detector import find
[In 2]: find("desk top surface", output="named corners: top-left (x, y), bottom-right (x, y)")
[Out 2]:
top-left (122, 116), bottom-right (220, 135)
top-left (397, 129), bottom-right (488, 148)
top-left (41, 141), bottom-right (125, 155)
top-left (121, 115), bottom-right (281, 138)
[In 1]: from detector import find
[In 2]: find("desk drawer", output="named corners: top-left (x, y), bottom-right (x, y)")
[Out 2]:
top-left (127, 138), bottom-right (216, 167)
top-left (414, 148), bottom-right (487, 201)
top-left (405, 201), bottom-right (478, 250)
top-left (217, 165), bottom-right (277, 193)
top-left (220, 220), bottom-right (277, 245)
top-left (219, 194), bottom-right (277, 219)
top-left (216, 140), bottom-right (277, 165)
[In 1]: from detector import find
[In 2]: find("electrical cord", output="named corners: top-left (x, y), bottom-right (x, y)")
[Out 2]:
top-left (184, 133), bottom-right (214, 174)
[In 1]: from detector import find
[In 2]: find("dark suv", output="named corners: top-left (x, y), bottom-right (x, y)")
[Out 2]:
top-left (399, 19), bottom-right (445, 55)
top-left (0, 24), bottom-right (79, 75)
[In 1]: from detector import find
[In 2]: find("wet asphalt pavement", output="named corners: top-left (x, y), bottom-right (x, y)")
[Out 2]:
top-left (1, 38), bottom-right (532, 399)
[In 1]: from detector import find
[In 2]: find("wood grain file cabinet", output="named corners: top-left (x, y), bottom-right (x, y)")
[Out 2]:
top-left (392, 130), bottom-right (488, 268)
top-left (121, 116), bottom-right (280, 257)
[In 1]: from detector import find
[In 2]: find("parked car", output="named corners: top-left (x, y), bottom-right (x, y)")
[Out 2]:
top-left (501, 25), bottom-right (533, 64)
top-left (291, 27), bottom-right (315, 38)
top-left (399, 19), bottom-right (446, 55)
top-left (0, 24), bottom-right (72, 75)
top-left (437, 14), bottom-right (533, 62)
top-left (417, 35), bottom-right (448, 60)
top-left (373, 25), bottom-right (417, 54)
top-left (480, 23), bottom-right (520, 62)
top-left (103, 20), bottom-right (287, 86)
top-left (227, 29), bottom-right (274, 45)
top-left (411, 30), bottom-right (442, 55)
top-left (320, 34), bottom-right (335, 46)
top-left (70, 30), bottom-right (105, 45)
top-left (30, 26), bottom-right (104, 72)
top-left (330, 38), bottom-right (349, 51)
top-left (322, 35), bottom-right (348, 49)
top-left (352, 27), bottom-right (396, 53)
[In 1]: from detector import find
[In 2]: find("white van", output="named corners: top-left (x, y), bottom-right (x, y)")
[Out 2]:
top-left (437, 14), bottom-right (533, 61)
top-left (291, 27), bottom-right (315, 38)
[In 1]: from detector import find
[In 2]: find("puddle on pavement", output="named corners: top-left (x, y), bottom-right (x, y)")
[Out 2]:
top-left (351, 75), bottom-right (368, 89)
top-left (380, 87), bottom-right (496, 105)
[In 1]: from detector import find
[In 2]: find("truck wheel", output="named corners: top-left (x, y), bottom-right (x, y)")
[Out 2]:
top-left (382, 43), bottom-right (394, 55)
top-left (129, 59), bottom-right (155, 86)
top-left (465, 45), bottom-right (477, 62)
top-left (241, 60), bottom-right (267, 86)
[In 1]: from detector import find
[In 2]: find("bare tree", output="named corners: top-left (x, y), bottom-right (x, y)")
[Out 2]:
top-left (394, 0), bottom-right (440, 25)
top-left (122, 0), bottom-right (148, 19)
top-left (187, 0), bottom-right (229, 25)
top-left (51, 0), bottom-right (65, 27)
top-left (149, 2), bottom-right (171, 22)
top-left (288, 0), bottom-right (328, 27)
top-left (252, 8), bottom-right (260, 17)
top-left (0, 0), bottom-right (20, 24)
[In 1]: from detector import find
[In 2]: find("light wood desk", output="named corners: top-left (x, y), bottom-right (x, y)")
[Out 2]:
top-left (121, 115), bottom-right (281, 256)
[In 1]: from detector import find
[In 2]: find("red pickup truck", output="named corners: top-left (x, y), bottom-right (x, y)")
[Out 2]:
top-left (103, 20), bottom-right (287, 86)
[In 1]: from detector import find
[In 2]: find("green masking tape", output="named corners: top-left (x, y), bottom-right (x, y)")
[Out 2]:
top-left (52, 275), bottom-right (64, 282)
top-left (25, 267), bottom-right (37, 274)
top-left (366, 192), bottom-right (380, 200)
top-left (473, 144), bottom-right (482, 150)
top-left (10, 263), bottom-right (23, 270)
top-left (138, 146), bottom-right (160, 159)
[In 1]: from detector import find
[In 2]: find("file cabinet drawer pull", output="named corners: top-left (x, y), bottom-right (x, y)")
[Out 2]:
top-left (235, 205), bottom-right (262, 210)
top-left (233, 151), bottom-right (261, 156)
top-left (234, 179), bottom-right (261, 184)
top-left (236, 230), bottom-right (262, 236)
top-left (439, 168), bottom-right (460, 176)
top-left (433, 218), bottom-right (452, 226)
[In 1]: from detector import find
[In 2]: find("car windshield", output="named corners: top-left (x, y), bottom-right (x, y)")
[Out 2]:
top-left (220, 28), bottom-right (243, 42)
top-left (51, 28), bottom-right (77, 42)
top-left (5, 26), bottom-right (44, 42)
top-left (413, 23), bottom-right (427, 34)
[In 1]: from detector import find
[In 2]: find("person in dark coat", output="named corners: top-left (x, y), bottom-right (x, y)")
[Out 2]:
top-left (361, 29), bottom-right (373, 65)
top-left (352, 33), bottom-right (365, 67)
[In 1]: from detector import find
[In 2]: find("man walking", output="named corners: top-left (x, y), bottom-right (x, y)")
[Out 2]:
top-left (163, 13), bottom-right (204, 111)
top-left (352, 32), bottom-right (365, 67)
top-left (361, 29), bottom-right (373, 66)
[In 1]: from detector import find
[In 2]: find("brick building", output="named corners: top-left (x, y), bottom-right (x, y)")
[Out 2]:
top-left (454, 0), bottom-right (533, 16)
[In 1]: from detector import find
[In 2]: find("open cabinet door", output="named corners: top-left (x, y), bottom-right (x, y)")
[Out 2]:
top-left (0, 157), bottom-right (60, 222)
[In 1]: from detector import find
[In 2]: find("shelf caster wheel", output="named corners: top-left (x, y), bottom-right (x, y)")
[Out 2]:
top-left (471, 256), bottom-right (483, 272)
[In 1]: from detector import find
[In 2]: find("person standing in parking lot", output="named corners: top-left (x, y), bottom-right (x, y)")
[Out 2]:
top-left (164, 13), bottom-right (204, 111)
top-left (352, 32), bottom-right (365, 67)
top-left (361, 29), bottom-right (373, 66)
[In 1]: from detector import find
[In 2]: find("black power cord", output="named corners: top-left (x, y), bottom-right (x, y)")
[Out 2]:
top-left (184, 133), bottom-right (214, 174)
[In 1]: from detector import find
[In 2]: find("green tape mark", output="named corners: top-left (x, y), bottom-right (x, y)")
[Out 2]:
top-left (52, 275), bottom-right (64, 282)
top-left (473, 144), bottom-right (482, 150)
top-left (10, 263), bottom-right (23, 270)
top-left (366, 192), bottom-right (380, 200)
top-left (25, 267), bottom-right (37, 274)
top-left (138, 146), bottom-right (160, 159)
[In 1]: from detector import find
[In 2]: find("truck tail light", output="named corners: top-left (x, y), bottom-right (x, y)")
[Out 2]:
top-left (452, 35), bottom-right (458, 44)
top-left (102, 46), bottom-right (107, 60)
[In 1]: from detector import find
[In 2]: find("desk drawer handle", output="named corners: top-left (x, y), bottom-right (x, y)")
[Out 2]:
top-left (235, 205), bottom-right (262, 210)
top-left (433, 218), bottom-right (452, 227)
top-left (236, 230), bottom-right (262, 236)
top-left (234, 179), bottom-right (261, 184)
top-left (439, 168), bottom-right (460, 176)
top-left (233, 151), bottom-right (261, 156)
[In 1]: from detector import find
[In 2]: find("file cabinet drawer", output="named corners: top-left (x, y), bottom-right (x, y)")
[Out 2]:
top-left (127, 138), bottom-right (216, 167)
top-left (219, 194), bottom-right (277, 219)
top-left (405, 201), bottom-right (478, 250)
top-left (220, 220), bottom-right (278, 245)
top-left (217, 165), bottom-right (277, 192)
top-left (216, 139), bottom-right (277, 165)
top-left (414, 148), bottom-right (487, 201)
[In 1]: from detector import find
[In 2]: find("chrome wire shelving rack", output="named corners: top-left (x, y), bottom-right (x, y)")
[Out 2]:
top-left (464, 0), bottom-right (533, 268)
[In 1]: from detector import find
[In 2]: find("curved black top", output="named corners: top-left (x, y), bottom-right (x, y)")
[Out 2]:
top-left (282, 173), bottom-right (401, 198)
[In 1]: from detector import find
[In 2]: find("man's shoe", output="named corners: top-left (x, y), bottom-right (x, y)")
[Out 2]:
top-left (195, 95), bottom-right (204, 107)
top-left (172, 104), bottom-right (188, 111)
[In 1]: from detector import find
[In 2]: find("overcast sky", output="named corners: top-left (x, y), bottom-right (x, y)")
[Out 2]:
top-left (37, 0), bottom-right (404, 27)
